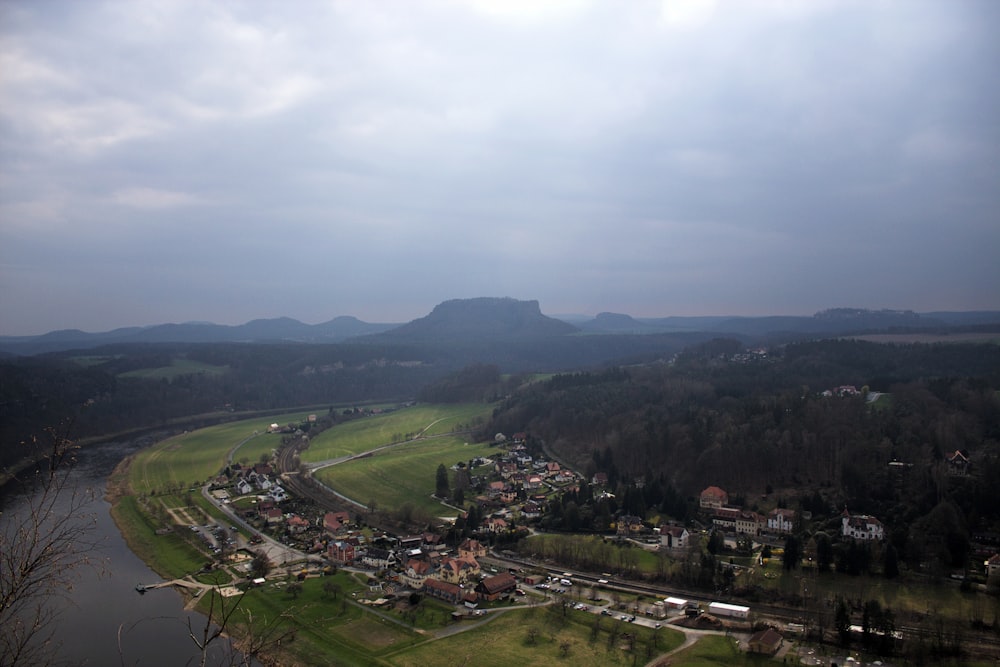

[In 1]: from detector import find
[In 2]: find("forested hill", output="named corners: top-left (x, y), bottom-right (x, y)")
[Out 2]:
top-left (483, 339), bottom-right (1000, 534)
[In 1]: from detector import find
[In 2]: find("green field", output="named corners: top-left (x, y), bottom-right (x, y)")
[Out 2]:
top-left (667, 634), bottom-right (769, 666)
top-left (521, 534), bottom-right (666, 577)
top-left (110, 495), bottom-right (209, 578)
top-left (303, 403), bottom-right (492, 462)
top-left (191, 577), bottom-right (687, 667)
top-left (385, 605), bottom-right (684, 667)
top-left (196, 572), bottom-right (409, 667)
top-left (129, 412), bottom-right (313, 494)
top-left (315, 436), bottom-right (496, 518)
top-left (118, 357), bottom-right (229, 380)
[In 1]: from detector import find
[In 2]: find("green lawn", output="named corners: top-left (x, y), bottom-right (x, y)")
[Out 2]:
top-left (667, 634), bottom-right (775, 666)
top-left (314, 436), bottom-right (496, 518)
top-left (302, 404), bottom-right (493, 463)
top-left (385, 605), bottom-right (684, 667)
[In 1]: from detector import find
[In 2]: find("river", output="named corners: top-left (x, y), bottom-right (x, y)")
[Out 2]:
top-left (1, 436), bottom-right (236, 666)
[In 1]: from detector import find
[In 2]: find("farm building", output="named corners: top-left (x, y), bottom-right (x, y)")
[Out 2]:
top-left (709, 602), bottom-right (750, 619)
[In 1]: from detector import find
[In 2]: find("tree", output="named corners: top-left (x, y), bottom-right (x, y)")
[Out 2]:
top-left (184, 585), bottom-right (296, 667)
top-left (883, 543), bottom-right (899, 579)
top-left (835, 597), bottom-right (851, 646)
top-left (783, 534), bottom-right (801, 571)
top-left (250, 551), bottom-right (272, 579)
top-left (1, 427), bottom-right (104, 667)
top-left (707, 530), bottom-right (723, 555)
top-left (815, 532), bottom-right (833, 572)
top-left (287, 583), bottom-right (303, 600)
top-left (435, 463), bottom-right (449, 498)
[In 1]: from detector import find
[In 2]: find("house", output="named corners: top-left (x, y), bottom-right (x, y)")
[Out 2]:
top-left (521, 502), bottom-right (542, 520)
top-left (736, 511), bottom-right (764, 536)
top-left (700, 486), bottom-right (729, 510)
top-left (748, 628), bottom-right (783, 655)
top-left (524, 474), bottom-right (544, 491)
top-left (946, 450), bottom-right (970, 476)
top-left (262, 508), bottom-right (283, 525)
top-left (767, 508), bottom-right (796, 534)
top-left (496, 461), bottom-right (518, 479)
top-left (592, 472), bottom-right (609, 486)
top-left (476, 572), bottom-right (517, 601)
top-left (235, 479), bottom-right (253, 496)
top-left (328, 540), bottom-right (355, 564)
top-left (484, 517), bottom-right (508, 534)
top-left (401, 558), bottom-right (434, 588)
top-left (286, 515), bottom-right (310, 534)
top-left (661, 525), bottom-right (690, 550)
top-left (985, 553), bottom-right (1000, 579)
top-left (423, 578), bottom-right (464, 605)
top-left (399, 535), bottom-right (423, 550)
top-left (713, 507), bottom-right (741, 532)
top-left (617, 515), bottom-right (644, 536)
top-left (323, 511), bottom-right (351, 534)
top-left (458, 538), bottom-right (487, 560)
top-left (841, 509), bottom-right (884, 541)
top-left (360, 547), bottom-right (395, 569)
top-left (438, 556), bottom-right (480, 584)
top-left (545, 462), bottom-right (561, 475)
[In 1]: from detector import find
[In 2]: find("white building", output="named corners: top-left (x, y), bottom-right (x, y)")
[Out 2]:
top-left (841, 509), bottom-right (884, 541)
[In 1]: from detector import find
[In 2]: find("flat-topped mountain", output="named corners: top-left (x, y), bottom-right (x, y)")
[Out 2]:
top-left (378, 297), bottom-right (579, 342)
top-left (577, 312), bottom-right (650, 334)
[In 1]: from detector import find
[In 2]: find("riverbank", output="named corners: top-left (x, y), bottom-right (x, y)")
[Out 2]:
top-left (108, 453), bottom-right (287, 665)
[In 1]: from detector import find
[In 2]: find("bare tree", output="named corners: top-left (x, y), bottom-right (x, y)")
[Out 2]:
top-left (1, 427), bottom-right (104, 667)
top-left (186, 586), bottom-right (296, 667)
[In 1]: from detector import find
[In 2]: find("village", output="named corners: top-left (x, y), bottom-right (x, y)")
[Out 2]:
top-left (186, 422), bottom-right (927, 666)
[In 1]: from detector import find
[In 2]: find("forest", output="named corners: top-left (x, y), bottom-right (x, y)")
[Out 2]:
top-left (482, 339), bottom-right (1000, 578)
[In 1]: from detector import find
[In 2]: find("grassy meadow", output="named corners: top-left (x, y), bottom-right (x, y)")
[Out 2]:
top-left (118, 357), bottom-right (229, 380)
top-left (666, 634), bottom-right (766, 666)
top-left (129, 412), bottom-right (313, 494)
top-left (303, 403), bottom-right (492, 463)
top-left (314, 435), bottom-right (496, 518)
top-left (385, 605), bottom-right (685, 667)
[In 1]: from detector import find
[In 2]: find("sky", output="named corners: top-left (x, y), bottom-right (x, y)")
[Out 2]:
top-left (2, 0), bottom-right (999, 335)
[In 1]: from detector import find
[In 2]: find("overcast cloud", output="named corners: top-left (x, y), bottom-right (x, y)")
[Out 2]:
top-left (2, 0), bottom-right (998, 335)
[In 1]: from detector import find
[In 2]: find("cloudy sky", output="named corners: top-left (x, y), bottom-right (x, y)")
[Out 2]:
top-left (2, 0), bottom-right (998, 335)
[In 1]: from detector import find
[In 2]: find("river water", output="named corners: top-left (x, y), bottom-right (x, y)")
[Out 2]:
top-left (1, 437), bottom-right (235, 666)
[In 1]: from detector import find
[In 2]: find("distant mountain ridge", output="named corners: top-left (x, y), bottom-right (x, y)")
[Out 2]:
top-left (0, 315), bottom-right (398, 355)
top-left (1, 301), bottom-right (998, 356)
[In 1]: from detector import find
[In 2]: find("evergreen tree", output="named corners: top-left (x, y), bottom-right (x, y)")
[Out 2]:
top-left (835, 597), bottom-right (851, 646)
top-left (783, 534), bottom-right (801, 571)
top-left (435, 463), bottom-right (449, 498)
top-left (883, 543), bottom-right (899, 579)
